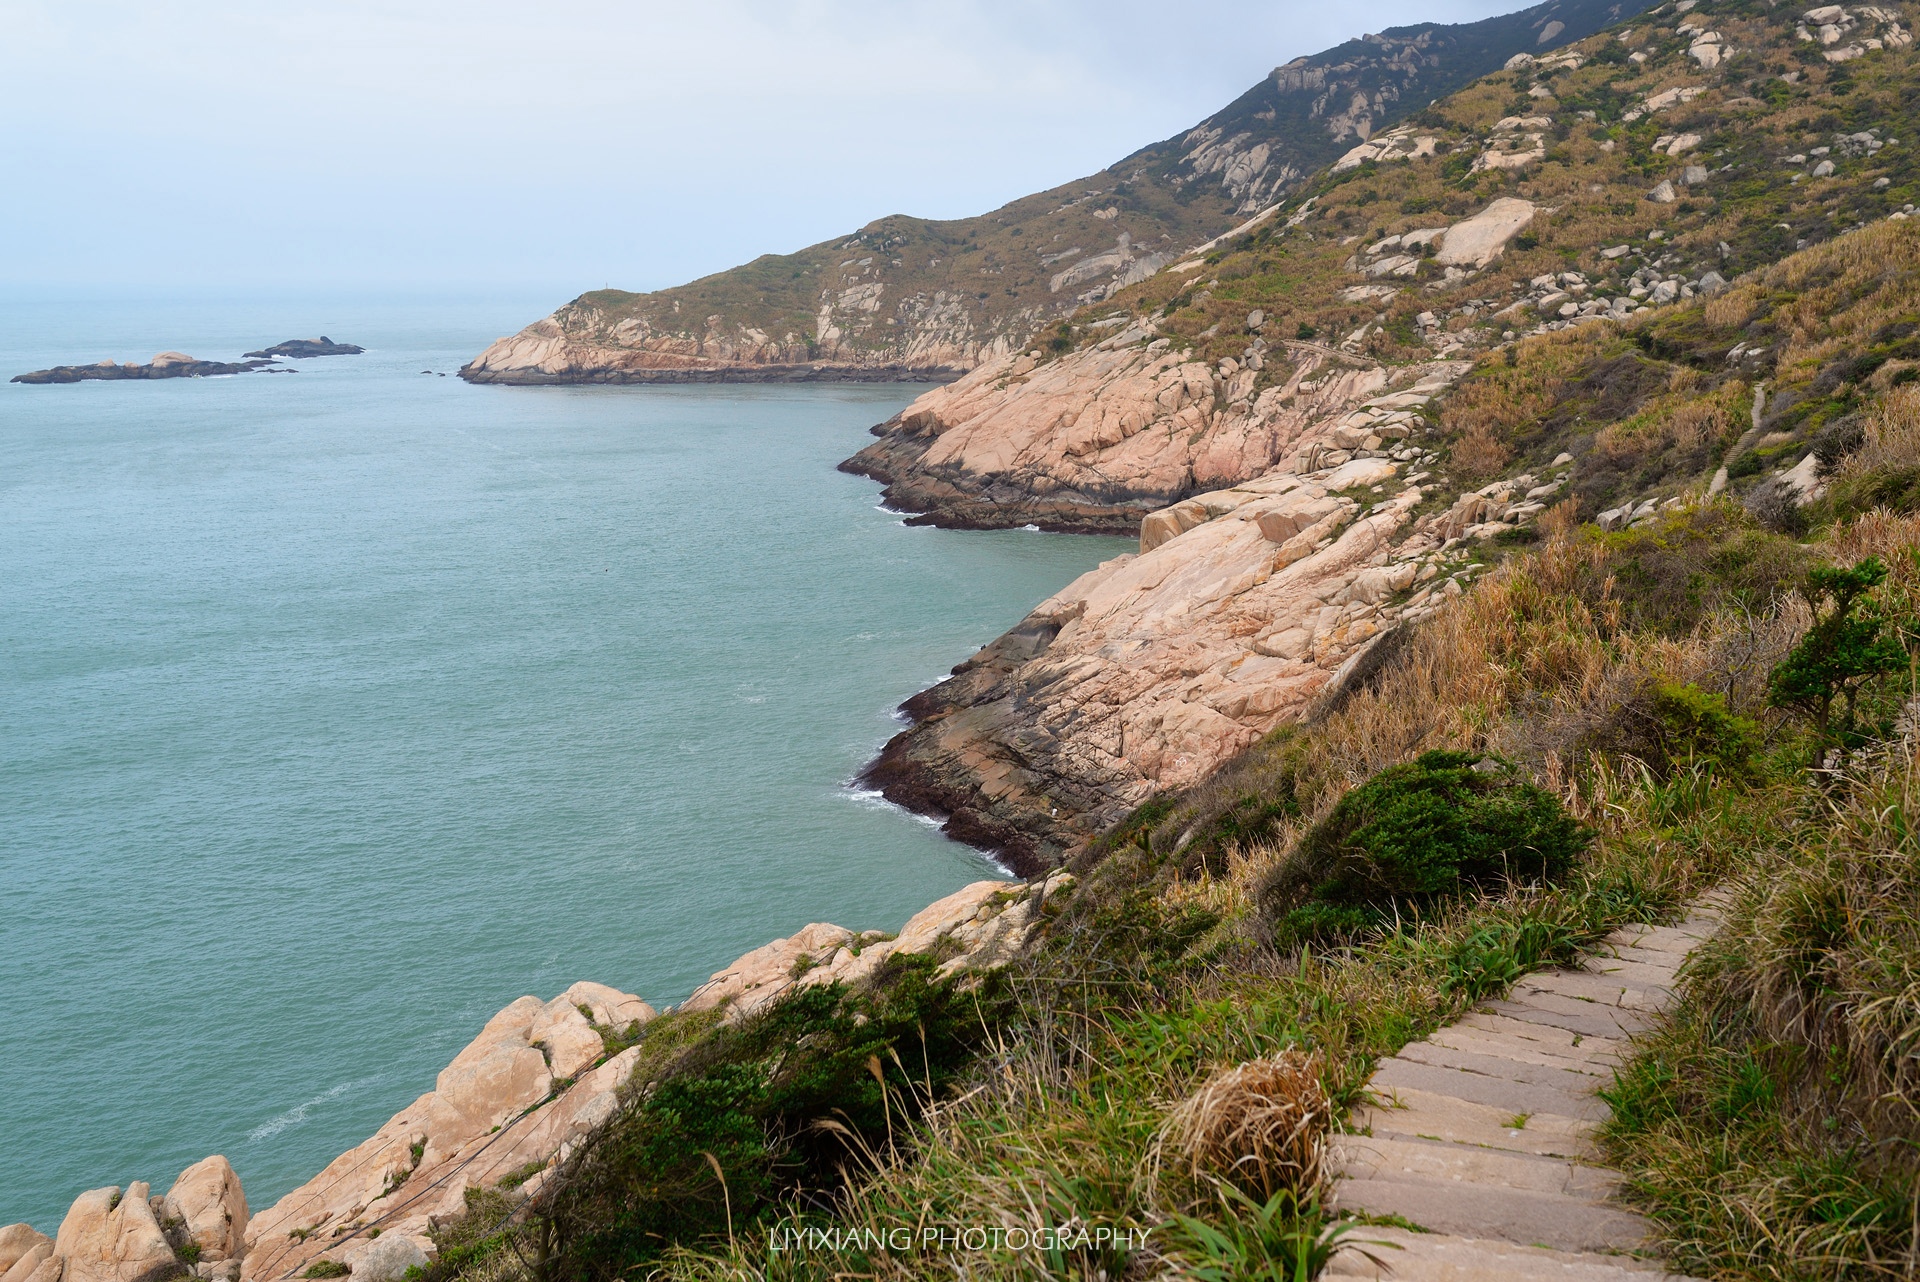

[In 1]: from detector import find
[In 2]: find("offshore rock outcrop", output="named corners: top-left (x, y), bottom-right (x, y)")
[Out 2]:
top-left (241, 339), bottom-right (363, 359)
top-left (10, 353), bottom-right (281, 384)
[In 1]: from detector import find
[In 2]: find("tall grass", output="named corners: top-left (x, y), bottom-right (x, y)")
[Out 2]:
top-left (1600, 741), bottom-right (1920, 1279)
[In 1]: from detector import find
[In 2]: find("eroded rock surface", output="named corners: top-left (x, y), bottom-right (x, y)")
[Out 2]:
top-left (0, 1228), bottom-right (53, 1282)
top-left (681, 875), bottom-right (1068, 1022)
top-left (842, 199), bottom-right (1537, 534)
top-left (163, 1158), bottom-right (247, 1263)
top-left (843, 325), bottom-right (1468, 533)
top-left (238, 981), bottom-right (658, 1281)
top-left (853, 361), bottom-right (1579, 871)
top-left (52, 1186), bottom-right (178, 1282)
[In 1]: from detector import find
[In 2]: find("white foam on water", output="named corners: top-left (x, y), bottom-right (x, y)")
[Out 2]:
top-left (247, 1077), bottom-right (379, 1143)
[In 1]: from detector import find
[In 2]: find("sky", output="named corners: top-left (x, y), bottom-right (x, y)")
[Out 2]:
top-left (1, 0), bottom-right (1526, 297)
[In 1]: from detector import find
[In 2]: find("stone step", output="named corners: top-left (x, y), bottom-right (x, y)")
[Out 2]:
top-left (1459, 1010), bottom-right (1627, 1060)
top-left (1608, 923), bottom-right (1715, 953)
top-left (1334, 1133), bottom-right (1618, 1197)
top-left (1371, 1057), bottom-right (1609, 1121)
top-left (1517, 970), bottom-right (1673, 1012)
top-left (1324, 1227), bottom-right (1692, 1281)
top-left (1590, 941), bottom-right (1692, 971)
top-left (1332, 1175), bottom-right (1656, 1255)
top-left (1395, 1039), bottom-right (1613, 1092)
top-left (1579, 955), bottom-right (1686, 989)
top-left (1351, 1085), bottom-right (1596, 1158)
top-left (1427, 1024), bottom-right (1618, 1075)
top-left (1478, 994), bottom-right (1650, 1040)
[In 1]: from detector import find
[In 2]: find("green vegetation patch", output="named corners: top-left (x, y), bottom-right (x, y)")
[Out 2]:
top-left (1257, 751), bottom-right (1591, 945)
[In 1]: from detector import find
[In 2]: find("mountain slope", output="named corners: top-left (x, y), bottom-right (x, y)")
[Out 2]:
top-left (460, 0), bottom-right (1648, 385)
top-left (845, 0), bottom-right (1920, 534)
top-left (848, 0), bottom-right (1920, 866)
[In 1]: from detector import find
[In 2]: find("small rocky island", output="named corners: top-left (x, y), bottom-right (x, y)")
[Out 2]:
top-left (10, 352), bottom-right (281, 384)
top-left (12, 338), bottom-right (363, 384)
top-left (243, 336), bottom-right (365, 359)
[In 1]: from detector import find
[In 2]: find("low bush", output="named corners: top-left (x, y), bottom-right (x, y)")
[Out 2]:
top-left (1580, 680), bottom-right (1765, 782)
top-left (533, 956), bottom-right (1013, 1280)
top-left (1256, 750), bottom-right (1591, 945)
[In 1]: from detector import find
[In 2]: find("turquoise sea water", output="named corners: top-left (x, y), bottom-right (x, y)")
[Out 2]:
top-left (0, 293), bottom-right (1132, 1232)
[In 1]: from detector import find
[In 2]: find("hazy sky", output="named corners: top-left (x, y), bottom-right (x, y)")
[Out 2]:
top-left (2, 1), bottom-right (1523, 295)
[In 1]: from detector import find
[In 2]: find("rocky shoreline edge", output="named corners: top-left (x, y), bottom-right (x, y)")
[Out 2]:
top-left (0, 873), bottom-right (1068, 1282)
top-left (459, 362), bottom-right (963, 386)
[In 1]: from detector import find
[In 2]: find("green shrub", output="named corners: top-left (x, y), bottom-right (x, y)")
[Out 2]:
top-left (302, 1265), bottom-right (349, 1280)
top-left (1768, 558), bottom-right (1909, 756)
top-left (1584, 506), bottom-right (1811, 636)
top-left (1588, 680), bottom-right (1767, 786)
top-left (535, 956), bottom-right (1014, 1280)
top-left (1257, 751), bottom-right (1591, 945)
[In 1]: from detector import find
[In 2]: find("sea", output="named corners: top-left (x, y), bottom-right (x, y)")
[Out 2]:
top-left (0, 291), bottom-right (1133, 1232)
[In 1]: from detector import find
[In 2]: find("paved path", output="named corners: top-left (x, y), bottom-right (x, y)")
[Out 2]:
top-left (1326, 907), bottom-right (1722, 1281)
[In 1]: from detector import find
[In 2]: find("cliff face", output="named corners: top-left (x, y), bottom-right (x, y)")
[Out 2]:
top-left (841, 199), bottom-right (1540, 532)
top-left (461, 0), bottom-right (1647, 386)
top-left (857, 359), bottom-right (1512, 873)
top-left (849, 0), bottom-right (1920, 867)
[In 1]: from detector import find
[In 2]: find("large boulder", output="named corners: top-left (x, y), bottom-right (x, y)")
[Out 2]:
top-left (341, 1235), bottom-right (427, 1282)
top-left (54, 1186), bottom-right (179, 1282)
top-left (527, 999), bottom-right (606, 1080)
top-left (240, 980), bottom-right (654, 1282)
top-left (0, 1229), bottom-right (52, 1278)
top-left (163, 1159), bottom-right (247, 1262)
top-left (1435, 198), bottom-right (1537, 269)
top-left (0, 1241), bottom-right (54, 1282)
top-left (422, 998), bottom-right (552, 1146)
top-left (557, 981), bottom-right (655, 1031)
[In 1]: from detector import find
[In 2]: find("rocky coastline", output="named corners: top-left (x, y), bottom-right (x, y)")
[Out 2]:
top-left (0, 878), bottom-right (1063, 1282)
top-left (462, 362), bottom-right (963, 387)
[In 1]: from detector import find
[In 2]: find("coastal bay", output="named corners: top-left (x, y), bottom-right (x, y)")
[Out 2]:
top-left (0, 293), bottom-right (1132, 1232)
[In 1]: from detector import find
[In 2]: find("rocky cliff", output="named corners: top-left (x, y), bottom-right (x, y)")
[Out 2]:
top-left (854, 0), bottom-right (1920, 867)
top-left (460, 0), bottom-right (1648, 386)
top-left (839, 200), bottom-right (1538, 533)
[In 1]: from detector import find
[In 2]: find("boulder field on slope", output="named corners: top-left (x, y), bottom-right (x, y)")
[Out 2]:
top-left (1, 1157), bottom-right (250, 1282)
top-left (237, 981), bottom-right (660, 1282)
top-left (13, 884), bottom-right (1060, 1282)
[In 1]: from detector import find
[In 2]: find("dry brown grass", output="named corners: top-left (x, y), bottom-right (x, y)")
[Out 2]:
top-left (1449, 419), bottom-right (1512, 480)
top-left (1153, 1051), bottom-right (1331, 1202)
top-left (1837, 385), bottom-right (1920, 480)
top-left (1148, 506), bottom-right (1834, 862)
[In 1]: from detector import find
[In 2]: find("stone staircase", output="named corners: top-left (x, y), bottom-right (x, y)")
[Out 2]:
top-left (1326, 909), bottom-right (1722, 1281)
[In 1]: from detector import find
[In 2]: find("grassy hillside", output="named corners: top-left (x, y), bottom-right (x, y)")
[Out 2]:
top-left (1069, 0), bottom-right (1920, 377)
top-left (489, 0), bottom-right (1649, 375)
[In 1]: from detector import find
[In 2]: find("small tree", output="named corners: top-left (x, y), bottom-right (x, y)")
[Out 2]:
top-left (1767, 558), bottom-right (1908, 760)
